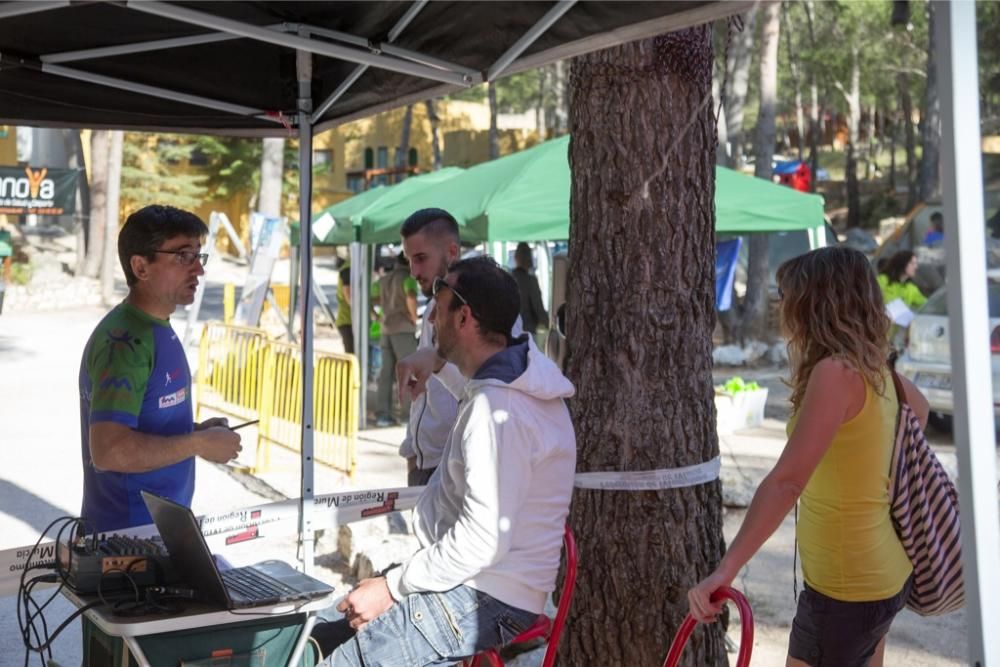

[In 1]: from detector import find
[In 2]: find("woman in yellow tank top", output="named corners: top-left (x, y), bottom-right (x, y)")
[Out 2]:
top-left (687, 247), bottom-right (929, 667)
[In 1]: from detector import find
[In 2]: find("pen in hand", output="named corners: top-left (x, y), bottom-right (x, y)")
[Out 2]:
top-left (230, 419), bottom-right (259, 431)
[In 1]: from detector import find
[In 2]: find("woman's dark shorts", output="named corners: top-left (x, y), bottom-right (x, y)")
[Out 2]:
top-left (787, 574), bottom-right (914, 666)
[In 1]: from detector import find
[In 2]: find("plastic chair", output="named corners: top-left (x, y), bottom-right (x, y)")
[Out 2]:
top-left (662, 586), bottom-right (753, 667)
top-left (468, 524), bottom-right (578, 667)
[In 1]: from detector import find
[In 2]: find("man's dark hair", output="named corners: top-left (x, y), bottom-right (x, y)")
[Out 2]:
top-left (447, 256), bottom-right (520, 340)
top-left (400, 208), bottom-right (459, 242)
top-left (930, 211), bottom-right (944, 229)
top-left (118, 205), bottom-right (208, 286)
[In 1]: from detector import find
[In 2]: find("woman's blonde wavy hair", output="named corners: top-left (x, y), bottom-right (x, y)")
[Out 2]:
top-left (776, 246), bottom-right (890, 410)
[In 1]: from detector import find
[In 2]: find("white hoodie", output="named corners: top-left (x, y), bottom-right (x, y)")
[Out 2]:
top-left (385, 336), bottom-right (576, 614)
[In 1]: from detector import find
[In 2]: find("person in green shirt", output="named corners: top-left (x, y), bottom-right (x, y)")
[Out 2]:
top-left (373, 253), bottom-right (419, 426)
top-left (877, 250), bottom-right (927, 310)
top-left (336, 259), bottom-right (353, 354)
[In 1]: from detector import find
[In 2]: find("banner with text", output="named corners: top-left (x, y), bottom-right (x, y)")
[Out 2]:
top-left (0, 166), bottom-right (80, 216)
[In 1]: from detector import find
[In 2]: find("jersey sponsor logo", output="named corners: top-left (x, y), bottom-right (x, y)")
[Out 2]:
top-left (99, 373), bottom-right (133, 391)
top-left (158, 387), bottom-right (187, 409)
top-left (165, 368), bottom-right (183, 387)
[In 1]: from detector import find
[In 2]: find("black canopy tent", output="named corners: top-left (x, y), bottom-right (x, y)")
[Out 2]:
top-left (2, 5), bottom-right (997, 662)
top-left (0, 0), bottom-right (746, 571)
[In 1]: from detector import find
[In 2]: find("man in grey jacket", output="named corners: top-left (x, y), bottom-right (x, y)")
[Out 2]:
top-left (316, 256), bottom-right (576, 667)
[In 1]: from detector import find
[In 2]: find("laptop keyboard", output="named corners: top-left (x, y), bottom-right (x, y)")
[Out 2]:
top-left (221, 567), bottom-right (299, 602)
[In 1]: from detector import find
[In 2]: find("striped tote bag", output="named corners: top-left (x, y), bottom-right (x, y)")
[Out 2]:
top-left (889, 371), bottom-right (964, 616)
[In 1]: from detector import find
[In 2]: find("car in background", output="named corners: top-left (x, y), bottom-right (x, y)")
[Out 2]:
top-left (895, 275), bottom-right (1000, 432)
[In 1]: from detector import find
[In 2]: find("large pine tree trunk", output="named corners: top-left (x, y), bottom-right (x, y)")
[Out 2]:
top-left (84, 130), bottom-right (110, 279)
top-left (563, 27), bottom-right (725, 666)
top-left (918, 1), bottom-right (940, 202)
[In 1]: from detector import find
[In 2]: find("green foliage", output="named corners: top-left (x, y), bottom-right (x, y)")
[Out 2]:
top-left (9, 261), bottom-right (31, 286)
top-left (121, 134), bottom-right (208, 210)
top-left (717, 377), bottom-right (761, 395)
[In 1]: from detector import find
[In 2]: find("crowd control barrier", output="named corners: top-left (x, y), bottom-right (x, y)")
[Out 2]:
top-left (196, 322), bottom-right (359, 477)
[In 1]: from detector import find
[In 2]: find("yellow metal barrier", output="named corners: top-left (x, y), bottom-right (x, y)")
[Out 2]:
top-left (196, 322), bottom-right (268, 424)
top-left (257, 341), bottom-right (359, 477)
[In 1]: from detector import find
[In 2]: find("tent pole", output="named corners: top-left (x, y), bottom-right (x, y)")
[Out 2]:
top-left (937, 3), bottom-right (1000, 665)
top-left (351, 241), bottom-right (369, 428)
top-left (296, 40), bottom-right (316, 574)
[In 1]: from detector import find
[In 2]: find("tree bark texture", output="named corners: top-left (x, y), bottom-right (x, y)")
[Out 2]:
top-left (725, 5), bottom-right (758, 168)
top-left (918, 1), bottom-right (940, 202)
top-left (803, 0), bottom-right (820, 191)
top-left (101, 131), bottom-right (123, 305)
top-left (563, 28), bottom-right (725, 666)
top-left (84, 130), bottom-right (110, 279)
top-left (488, 82), bottom-right (499, 160)
top-left (845, 46), bottom-right (861, 228)
top-left (424, 100), bottom-right (443, 170)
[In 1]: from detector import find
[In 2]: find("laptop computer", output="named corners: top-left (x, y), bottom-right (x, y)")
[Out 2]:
top-left (141, 491), bottom-right (334, 609)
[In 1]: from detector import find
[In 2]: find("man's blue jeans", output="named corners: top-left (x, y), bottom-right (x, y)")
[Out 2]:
top-left (317, 585), bottom-right (538, 667)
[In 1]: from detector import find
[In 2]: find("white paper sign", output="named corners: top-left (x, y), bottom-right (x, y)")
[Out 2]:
top-left (886, 298), bottom-right (915, 327)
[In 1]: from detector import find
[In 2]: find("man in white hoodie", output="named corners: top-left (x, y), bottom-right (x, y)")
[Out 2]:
top-left (317, 256), bottom-right (577, 667)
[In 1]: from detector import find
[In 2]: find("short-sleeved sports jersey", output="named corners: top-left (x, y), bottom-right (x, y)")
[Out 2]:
top-left (79, 302), bottom-right (195, 532)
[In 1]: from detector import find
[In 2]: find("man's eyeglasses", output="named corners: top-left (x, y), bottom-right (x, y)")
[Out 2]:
top-left (432, 276), bottom-right (477, 317)
top-left (154, 250), bottom-right (209, 267)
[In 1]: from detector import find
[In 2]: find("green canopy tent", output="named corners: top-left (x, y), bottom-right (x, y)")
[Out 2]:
top-left (291, 166), bottom-right (466, 245)
top-left (359, 135), bottom-right (827, 241)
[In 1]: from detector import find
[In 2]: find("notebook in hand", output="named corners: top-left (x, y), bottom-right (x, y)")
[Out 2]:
top-left (141, 491), bottom-right (334, 609)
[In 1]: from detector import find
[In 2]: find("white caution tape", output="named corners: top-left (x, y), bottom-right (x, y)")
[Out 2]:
top-left (573, 456), bottom-right (721, 491)
top-left (0, 486), bottom-right (422, 599)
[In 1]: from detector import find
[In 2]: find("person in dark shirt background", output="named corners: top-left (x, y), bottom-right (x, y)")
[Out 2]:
top-left (511, 242), bottom-right (548, 347)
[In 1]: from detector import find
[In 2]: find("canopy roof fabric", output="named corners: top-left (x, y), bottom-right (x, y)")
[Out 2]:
top-left (360, 135), bottom-right (826, 241)
top-left (292, 166), bottom-right (463, 244)
top-left (0, 1), bottom-right (743, 136)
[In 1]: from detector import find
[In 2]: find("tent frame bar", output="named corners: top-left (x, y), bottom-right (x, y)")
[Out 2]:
top-left (937, 2), bottom-right (1000, 664)
top-left (124, 0), bottom-right (475, 87)
top-left (0, 1), bottom-right (68, 20)
top-left (487, 0), bottom-right (576, 81)
top-left (311, 0), bottom-right (434, 124)
top-left (40, 62), bottom-right (272, 119)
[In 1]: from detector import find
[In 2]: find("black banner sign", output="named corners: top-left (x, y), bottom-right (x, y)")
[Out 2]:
top-left (0, 166), bottom-right (80, 216)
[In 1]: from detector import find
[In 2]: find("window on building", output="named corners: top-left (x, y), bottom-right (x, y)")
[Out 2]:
top-left (347, 175), bottom-right (364, 193)
top-left (364, 147), bottom-right (374, 169)
top-left (189, 148), bottom-right (208, 166)
top-left (376, 146), bottom-right (388, 168)
top-left (408, 148), bottom-right (418, 167)
top-left (313, 149), bottom-right (333, 169)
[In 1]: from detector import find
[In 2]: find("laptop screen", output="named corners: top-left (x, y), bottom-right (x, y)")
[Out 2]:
top-left (141, 491), bottom-right (229, 607)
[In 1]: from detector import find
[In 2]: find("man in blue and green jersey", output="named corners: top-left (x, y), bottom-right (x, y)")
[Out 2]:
top-left (78, 205), bottom-right (242, 533)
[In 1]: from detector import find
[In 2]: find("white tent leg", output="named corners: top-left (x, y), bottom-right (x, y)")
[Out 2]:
top-left (937, 3), bottom-right (1000, 665)
top-left (297, 42), bottom-right (316, 575)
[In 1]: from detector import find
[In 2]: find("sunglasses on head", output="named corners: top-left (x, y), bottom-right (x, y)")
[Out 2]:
top-left (432, 276), bottom-right (479, 318)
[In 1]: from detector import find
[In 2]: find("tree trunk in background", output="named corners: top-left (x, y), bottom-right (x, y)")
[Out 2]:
top-left (743, 1), bottom-right (780, 343)
top-left (101, 131), bottom-right (123, 305)
top-left (259, 137), bottom-right (284, 219)
top-left (918, 1), bottom-right (940, 203)
top-left (840, 46), bottom-right (862, 228)
top-left (803, 0), bottom-right (820, 191)
top-left (65, 129), bottom-right (90, 276)
top-left (782, 1), bottom-right (805, 161)
top-left (488, 81), bottom-right (499, 160)
top-left (725, 4), bottom-right (758, 168)
top-left (713, 69), bottom-right (729, 165)
top-left (900, 72), bottom-right (918, 210)
top-left (563, 28), bottom-right (725, 665)
top-left (395, 104), bottom-right (414, 181)
top-left (424, 100), bottom-right (443, 170)
top-left (536, 66), bottom-right (548, 139)
top-left (84, 130), bottom-right (110, 279)
top-left (889, 112), bottom-right (897, 190)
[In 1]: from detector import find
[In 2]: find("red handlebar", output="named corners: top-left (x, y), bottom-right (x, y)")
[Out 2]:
top-left (662, 586), bottom-right (753, 667)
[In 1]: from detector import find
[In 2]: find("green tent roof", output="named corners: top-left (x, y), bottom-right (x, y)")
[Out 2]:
top-left (359, 135), bottom-right (825, 241)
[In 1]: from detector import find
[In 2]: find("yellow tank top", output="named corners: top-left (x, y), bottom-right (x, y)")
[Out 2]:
top-left (788, 369), bottom-right (912, 601)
